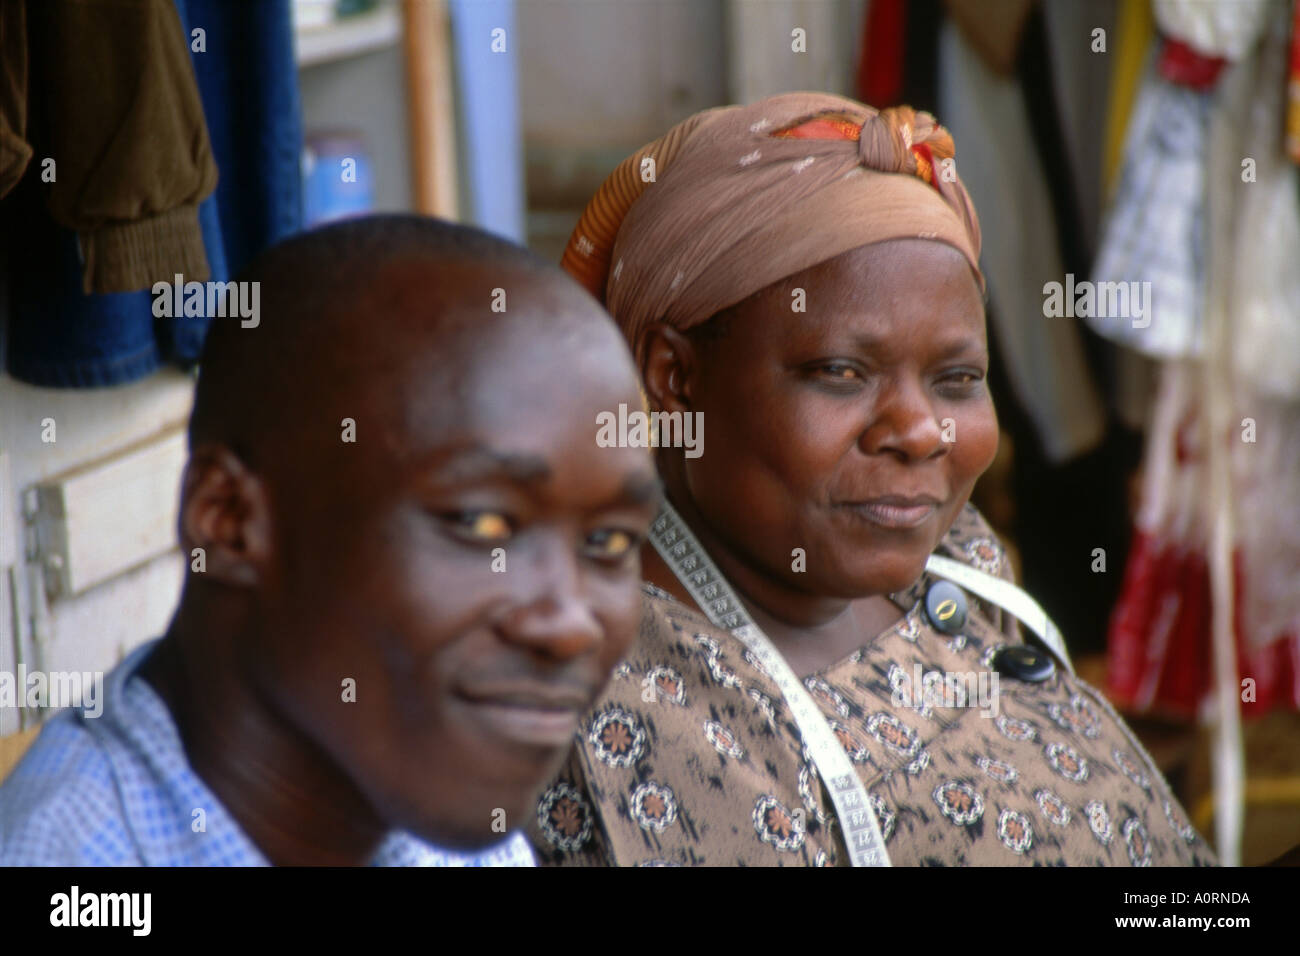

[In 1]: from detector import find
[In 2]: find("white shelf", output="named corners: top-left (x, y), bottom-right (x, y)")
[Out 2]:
top-left (295, 5), bottom-right (402, 68)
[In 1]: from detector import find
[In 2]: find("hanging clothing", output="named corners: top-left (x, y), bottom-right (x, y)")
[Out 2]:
top-left (1103, 0), bottom-right (1300, 718)
top-left (943, 0), bottom-right (1035, 77)
top-left (937, 20), bottom-right (1107, 464)
top-left (1287, 0), bottom-right (1300, 161)
top-left (2, 176), bottom-right (222, 386)
top-left (1103, 0), bottom-right (1156, 199)
top-left (180, 0), bottom-right (304, 281)
top-left (856, 0), bottom-right (905, 107)
top-left (23, 0), bottom-right (218, 294)
top-left (1, 0), bottom-right (302, 388)
top-left (1088, 67), bottom-right (1212, 359)
top-left (1108, 365), bottom-right (1300, 718)
top-left (1042, 0), bottom-right (1119, 259)
top-left (0, 2), bottom-right (30, 200)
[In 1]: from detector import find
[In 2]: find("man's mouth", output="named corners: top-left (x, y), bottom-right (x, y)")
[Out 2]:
top-left (454, 684), bottom-right (591, 748)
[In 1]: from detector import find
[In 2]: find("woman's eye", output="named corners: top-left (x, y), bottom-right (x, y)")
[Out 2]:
top-left (940, 369), bottom-right (984, 390)
top-left (447, 511), bottom-right (513, 541)
top-left (585, 529), bottom-right (638, 561)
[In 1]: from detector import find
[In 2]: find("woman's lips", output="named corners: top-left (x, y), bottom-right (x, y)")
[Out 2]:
top-left (838, 496), bottom-right (940, 530)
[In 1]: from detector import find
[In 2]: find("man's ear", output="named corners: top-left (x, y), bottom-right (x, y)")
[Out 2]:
top-left (179, 445), bottom-right (274, 587)
top-left (639, 324), bottom-right (697, 414)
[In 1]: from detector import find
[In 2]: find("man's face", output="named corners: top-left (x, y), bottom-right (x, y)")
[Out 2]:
top-left (254, 268), bottom-right (658, 849)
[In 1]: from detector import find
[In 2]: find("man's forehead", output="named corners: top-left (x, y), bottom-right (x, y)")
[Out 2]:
top-left (359, 318), bottom-right (623, 462)
top-left (363, 256), bottom-right (564, 314)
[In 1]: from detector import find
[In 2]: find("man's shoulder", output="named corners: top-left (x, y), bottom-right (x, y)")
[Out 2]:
top-left (0, 712), bottom-right (141, 866)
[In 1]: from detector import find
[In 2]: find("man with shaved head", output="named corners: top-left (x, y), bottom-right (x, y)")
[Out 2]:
top-left (0, 215), bottom-right (660, 865)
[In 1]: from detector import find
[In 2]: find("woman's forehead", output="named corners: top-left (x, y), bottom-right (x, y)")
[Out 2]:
top-left (729, 242), bottom-right (984, 333)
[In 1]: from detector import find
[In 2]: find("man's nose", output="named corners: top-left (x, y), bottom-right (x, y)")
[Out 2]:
top-left (497, 551), bottom-right (603, 660)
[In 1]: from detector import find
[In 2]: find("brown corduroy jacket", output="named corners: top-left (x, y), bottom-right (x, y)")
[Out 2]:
top-left (1, 0), bottom-right (217, 294)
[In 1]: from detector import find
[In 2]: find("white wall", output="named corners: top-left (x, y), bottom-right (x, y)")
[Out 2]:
top-left (0, 370), bottom-right (194, 734)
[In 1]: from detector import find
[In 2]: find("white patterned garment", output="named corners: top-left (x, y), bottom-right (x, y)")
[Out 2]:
top-left (1090, 0), bottom-right (1280, 363)
top-left (1088, 68), bottom-right (1210, 359)
top-left (0, 640), bottom-right (535, 867)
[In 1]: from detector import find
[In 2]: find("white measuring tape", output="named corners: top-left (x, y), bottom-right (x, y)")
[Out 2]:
top-left (649, 502), bottom-right (891, 867)
top-left (923, 554), bottom-right (1074, 676)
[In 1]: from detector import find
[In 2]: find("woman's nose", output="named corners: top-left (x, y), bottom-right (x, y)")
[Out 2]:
top-left (858, 379), bottom-right (948, 462)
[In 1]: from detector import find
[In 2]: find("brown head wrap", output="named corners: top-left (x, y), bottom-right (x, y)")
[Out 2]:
top-left (561, 92), bottom-right (983, 363)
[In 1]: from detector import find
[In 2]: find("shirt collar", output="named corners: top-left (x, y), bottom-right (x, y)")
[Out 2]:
top-left (90, 640), bottom-right (533, 866)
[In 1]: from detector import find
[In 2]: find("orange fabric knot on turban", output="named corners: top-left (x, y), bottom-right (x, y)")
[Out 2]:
top-left (770, 105), bottom-right (955, 193)
top-left (561, 92), bottom-right (984, 364)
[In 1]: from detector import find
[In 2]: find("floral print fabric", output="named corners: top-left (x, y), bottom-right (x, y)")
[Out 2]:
top-left (527, 504), bottom-right (1217, 867)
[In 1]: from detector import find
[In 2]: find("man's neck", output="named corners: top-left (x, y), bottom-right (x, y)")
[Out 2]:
top-left (140, 605), bottom-right (388, 866)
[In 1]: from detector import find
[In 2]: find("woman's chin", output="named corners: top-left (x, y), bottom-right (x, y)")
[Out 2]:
top-left (794, 576), bottom-right (915, 602)
top-left (823, 558), bottom-right (930, 598)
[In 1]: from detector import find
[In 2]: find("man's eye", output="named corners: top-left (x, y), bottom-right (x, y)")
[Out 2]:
top-left (447, 511), bottom-right (513, 541)
top-left (818, 363), bottom-right (860, 380)
top-left (585, 529), bottom-right (638, 561)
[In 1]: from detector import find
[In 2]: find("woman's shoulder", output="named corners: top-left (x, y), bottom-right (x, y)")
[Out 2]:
top-left (527, 587), bottom-right (834, 866)
top-left (636, 581), bottom-right (735, 648)
top-left (936, 500), bottom-right (1016, 583)
top-left (877, 501), bottom-right (1019, 641)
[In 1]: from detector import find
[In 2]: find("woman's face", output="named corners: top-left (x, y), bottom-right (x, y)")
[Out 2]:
top-left (676, 238), bottom-right (997, 598)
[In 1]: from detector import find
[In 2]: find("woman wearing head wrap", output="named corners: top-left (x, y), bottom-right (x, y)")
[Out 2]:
top-left (527, 92), bottom-right (1215, 866)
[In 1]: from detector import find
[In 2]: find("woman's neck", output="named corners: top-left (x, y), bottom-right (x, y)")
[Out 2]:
top-left (644, 490), bottom-right (905, 677)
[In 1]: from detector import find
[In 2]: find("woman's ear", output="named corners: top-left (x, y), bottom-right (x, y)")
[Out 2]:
top-left (639, 324), bottom-right (697, 414)
top-left (178, 445), bottom-right (274, 587)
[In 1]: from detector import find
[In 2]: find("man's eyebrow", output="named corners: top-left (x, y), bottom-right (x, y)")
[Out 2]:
top-left (425, 445), bottom-right (552, 485)
top-left (621, 471), bottom-right (665, 507)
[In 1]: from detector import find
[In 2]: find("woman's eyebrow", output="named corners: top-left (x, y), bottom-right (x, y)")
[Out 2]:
top-left (844, 330), bottom-right (985, 359)
top-left (929, 337), bottom-right (988, 361)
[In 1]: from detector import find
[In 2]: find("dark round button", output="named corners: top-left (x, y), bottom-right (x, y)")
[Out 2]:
top-left (924, 581), bottom-right (968, 634)
top-left (991, 645), bottom-right (1056, 683)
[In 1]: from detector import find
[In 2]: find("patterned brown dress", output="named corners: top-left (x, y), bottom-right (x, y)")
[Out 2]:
top-left (526, 504), bottom-right (1219, 866)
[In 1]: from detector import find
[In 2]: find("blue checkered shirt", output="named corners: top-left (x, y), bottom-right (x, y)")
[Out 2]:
top-left (0, 640), bottom-right (535, 867)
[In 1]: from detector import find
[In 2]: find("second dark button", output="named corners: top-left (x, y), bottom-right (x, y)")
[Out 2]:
top-left (991, 645), bottom-right (1056, 683)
